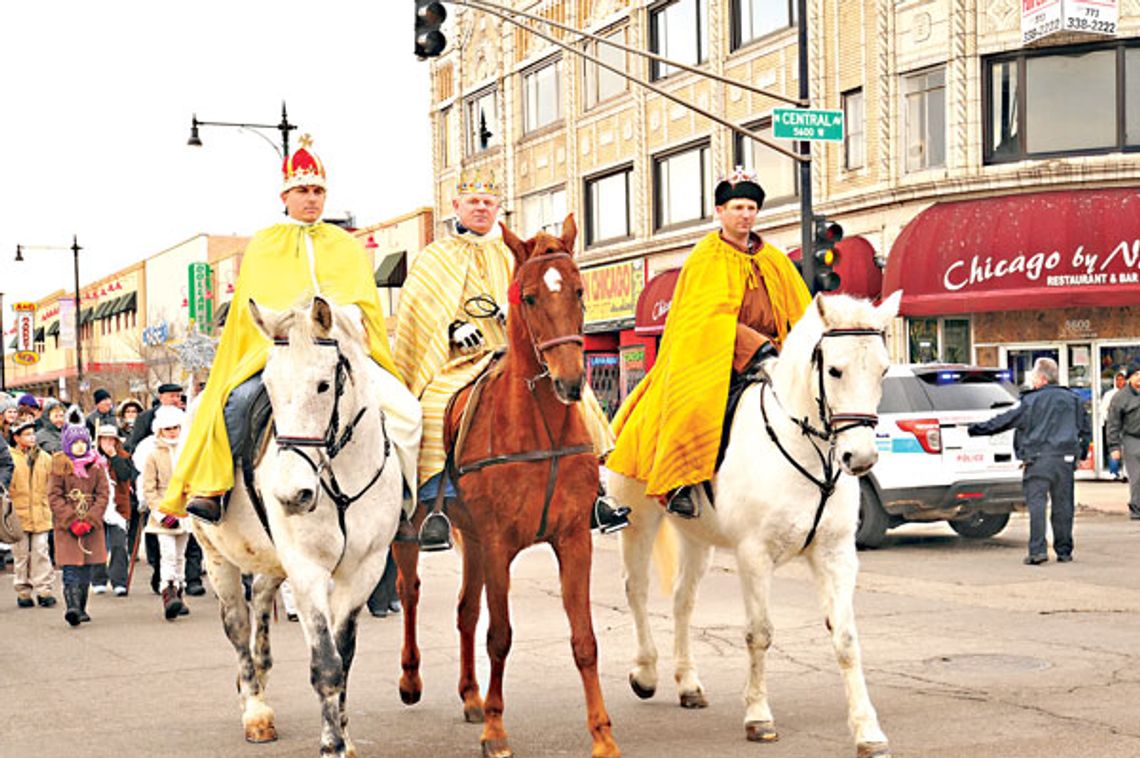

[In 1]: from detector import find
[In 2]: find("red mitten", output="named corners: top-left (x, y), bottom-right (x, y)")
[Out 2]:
top-left (160, 515), bottom-right (180, 529)
top-left (69, 521), bottom-right (93, 537)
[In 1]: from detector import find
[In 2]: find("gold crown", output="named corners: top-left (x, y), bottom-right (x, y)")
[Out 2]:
top-left (456, 168), bottom-right (500, 195)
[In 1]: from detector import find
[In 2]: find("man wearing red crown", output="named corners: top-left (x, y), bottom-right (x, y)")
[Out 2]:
top-left (393, 169), bottom-right (628, 550)
top-left (608, 167), bottom-right (812, 519)
top-left (159, 136), bottom-right (422, 524)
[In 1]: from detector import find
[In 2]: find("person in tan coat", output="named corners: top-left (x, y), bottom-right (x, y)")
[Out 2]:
top-left (9, 421), bottom-right (57, 608)
top-left (48, 409), bottom-right (110, 626)
top-left (142, 405), bottom-right (188, 620)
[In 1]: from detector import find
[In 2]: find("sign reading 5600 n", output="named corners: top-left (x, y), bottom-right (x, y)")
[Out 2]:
top-left (772, 108), bottom-right (844, 142)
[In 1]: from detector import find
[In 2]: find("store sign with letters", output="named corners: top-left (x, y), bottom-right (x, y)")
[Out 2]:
top-left (582, 259), bottom-right (645, 325)
top-left (1022, 0), bottom-right (1117, 44)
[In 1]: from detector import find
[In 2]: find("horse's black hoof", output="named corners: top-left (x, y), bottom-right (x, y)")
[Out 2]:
top-left (679, 690), bottom-right (708, 709)
top-left (745, 721), bottom-right (778, 743)
top-left (399, 686), bottom-right (422, 705)
top-left (629, 673), bottom-right (656, 700)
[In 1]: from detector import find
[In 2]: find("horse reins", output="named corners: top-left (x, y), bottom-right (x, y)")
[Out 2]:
top-left (758, 327), bottom-right (885, 551)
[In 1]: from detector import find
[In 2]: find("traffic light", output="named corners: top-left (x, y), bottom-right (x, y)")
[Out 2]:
top-left (415, 1), bottom-right (448, 59)
top-left (811, 216), bottom-right (844, 292)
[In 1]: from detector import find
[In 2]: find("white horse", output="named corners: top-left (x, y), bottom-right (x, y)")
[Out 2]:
top-left (189, 297), bottom-right (403, 757)
top-left (609, 292), bottom-right (901, 758)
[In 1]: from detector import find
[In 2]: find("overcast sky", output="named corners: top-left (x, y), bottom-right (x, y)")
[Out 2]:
top-left (0, 0), bottom-right (433, 334)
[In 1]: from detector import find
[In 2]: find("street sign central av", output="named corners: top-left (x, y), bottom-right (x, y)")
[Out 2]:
top-left (772, 107), bottom-right (845, 142)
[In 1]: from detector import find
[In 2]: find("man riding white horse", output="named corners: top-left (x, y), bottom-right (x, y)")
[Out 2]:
top-left (393, 169), bottom-right (627, 549)
top-left (159, 136), bottom-right (422, 525)
top-left (608, 168), bottom-right (812, 518)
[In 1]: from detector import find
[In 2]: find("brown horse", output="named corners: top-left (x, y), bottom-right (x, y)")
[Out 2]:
top-left (393, 215), bottom-right (620, 758)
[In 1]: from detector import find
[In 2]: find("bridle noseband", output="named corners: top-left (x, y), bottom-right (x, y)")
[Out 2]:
top-left (513, 251), bottom-right (585, 386)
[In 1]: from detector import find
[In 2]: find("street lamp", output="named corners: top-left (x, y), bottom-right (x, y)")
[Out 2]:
top-left (15, 235), bottom-right (84, 398)
top-left (187, 100), bottom-right (297, 159)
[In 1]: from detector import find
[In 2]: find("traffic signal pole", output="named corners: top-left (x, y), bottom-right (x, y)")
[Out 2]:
top-left (797, 0), bottom-right (816, 295)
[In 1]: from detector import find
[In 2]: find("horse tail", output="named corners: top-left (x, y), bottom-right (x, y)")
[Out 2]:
top-left (651, 519), bottom-right (677, 597)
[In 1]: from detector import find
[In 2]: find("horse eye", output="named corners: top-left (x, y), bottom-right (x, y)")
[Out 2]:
top-left (317, 381), bottom-right (330, 394)
top-left (828, 367), bottom-right (843, 379)
top-left (523, 294), bottom-right (537, 306)
top-left (575, 288), bottom-right (584, 300)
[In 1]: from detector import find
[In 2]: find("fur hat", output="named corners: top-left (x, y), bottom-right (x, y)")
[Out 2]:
top-left (60, 406), bottom-right (92, 460)
top-left (152, 405), bottom-right (186, 434)
top-left (118, 398), bottom-right (144, 416)
top-left (96, 424), bottom-right (122, 440)
top-left (714, 166), bottom-right (766, 209)
top-left (11, 420), bottom-right (36, 438)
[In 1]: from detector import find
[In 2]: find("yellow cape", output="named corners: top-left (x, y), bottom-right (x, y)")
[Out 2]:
top-left (608, 231), bottom-right (810, 496)
top-left (160, 222), bottom-right (397, 516)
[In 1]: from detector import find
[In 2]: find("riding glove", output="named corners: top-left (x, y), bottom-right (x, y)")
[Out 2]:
top-left (449, 320), bottom-right (485, 355)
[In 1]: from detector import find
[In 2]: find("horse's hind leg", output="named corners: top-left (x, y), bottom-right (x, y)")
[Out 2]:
top-left (457, 535), bottom-right (486, 723)
top-left (392, 540), bottom-right (423, 705)
top-left (672, 529), bottom-right (713, 709)
top-left (618, 498), bottom-right (662, 700)
top-left (291, 567), bottom-right (351, 757)
top-left (734, 540), bottom-right (778, 743)
top-left (807, 542), bottom-right (890, 757)
top-left (553, 528), bottom-right (620, 758)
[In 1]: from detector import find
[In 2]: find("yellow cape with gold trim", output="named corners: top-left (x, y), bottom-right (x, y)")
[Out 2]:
top-left (160, 222), bottom-right (398, 516)
top-left (608, 231), bottom-right (810, 496)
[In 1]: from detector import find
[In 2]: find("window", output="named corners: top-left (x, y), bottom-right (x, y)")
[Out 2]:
top-left (584, 27), bottom-right (628, 109)
top-left (733, 120), bottom-right (798, 203)
top-left (907, 317), bottom-right (971, 363)
top-left (903, 67), bottom-right (946, 172)
top-left (654, 143), bottom-right (712, 229)
top-left (518, 186), bottom-right (567, 237)
top-left (732, 0), bottom-right (795, 50)
top-left (650, 0), bottom-right (708, 80)
top-left (523, 59), bottom-right (562, 133)
top-left (466, 88), bottom-right (499, 154)
top-left (843, 88), bottom-right (865, 170)
top-left (985, 41), bottom-right (1140, 163)
top-left (585, 167), bottom-right (632, 246)
top-left (439, 107), bottom-right (452, 167)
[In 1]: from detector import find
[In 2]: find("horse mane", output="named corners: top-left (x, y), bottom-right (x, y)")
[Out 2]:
top-left (275, 297), bottom-right (370, 367)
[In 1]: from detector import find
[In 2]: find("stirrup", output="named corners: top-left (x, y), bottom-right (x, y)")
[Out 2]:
top-left (418, 512), bottom-right (453, 552)
top-left (592, 496), bottom-right (631, 535)
top-left (186, 495), bottom-right (225, 524)
top-left (665, 486), bottom-right (700, 519)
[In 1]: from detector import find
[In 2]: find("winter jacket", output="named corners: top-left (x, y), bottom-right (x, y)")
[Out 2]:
top-left (100, 444), bottom-right (135, 520)
top-left (1106, 385), bottom-right (1140, 451)
top-left (0, 442), bottom-right (12, 490)
top-left (36, 422), bottom-right (63, 454)
top-left (143, 439), bottom-right (185, 535)
top-left (86, 408), bottom-right (117, 437)
top-left (9, 446), bottom-right (53, 533)
top-left (48, 453), bottom-right (109, 566)
top-left (969, 383), bottom-right (1092, 463)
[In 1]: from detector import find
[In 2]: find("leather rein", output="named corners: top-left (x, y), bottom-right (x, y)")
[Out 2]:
top-left (757, 327), bottom-right (885, 551)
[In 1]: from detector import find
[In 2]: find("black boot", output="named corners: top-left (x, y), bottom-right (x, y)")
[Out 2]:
top-left (177, 586), bottom-right (190, 616)
top-left (666, 486), bottom-right (700, 519)
top-left (418, 512), bottom-right (453, 552)
top-left (63, 584), bottom-right (82, 627)
top-left (186, 495), bottom-right (224, 523)
top-left (591, 488), bottom-right (630, 535)
top-left (162, 582), bottom-right (184, 620)
top-left (78, 583), bottom-right (91, 623)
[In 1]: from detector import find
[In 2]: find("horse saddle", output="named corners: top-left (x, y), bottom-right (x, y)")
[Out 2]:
top-left (444, 349), bottom-right (507, 472)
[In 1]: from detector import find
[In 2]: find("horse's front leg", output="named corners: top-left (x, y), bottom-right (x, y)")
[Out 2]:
top-left (734, 540), bottom-right (779, 743)
top-left (250, 573), bottom-right (285, 695)
top-left (672, 529), bottom-right (713, 709)
top-left (807, 541), bottom-right (890, 758)
top-left (457, 533), bottom-right (486, 723)
top-left (479, 541), bottom-right (517, 758)
top-left (618, 500), bottom-right (663, 701)
top-left (553, 527), bottom-right (620, 758)
top-left (392, 539), bottom-right (423, 705)
top-left (290, 564), bottom-right (351, 758)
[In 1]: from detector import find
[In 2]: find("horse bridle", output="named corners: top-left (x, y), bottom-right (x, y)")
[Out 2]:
top-left (758, 326), bottom-right (886, 551)
top-left (271, 337), bottom-right (392, 549)
top-left (513, 251), bottom-right (586, 387)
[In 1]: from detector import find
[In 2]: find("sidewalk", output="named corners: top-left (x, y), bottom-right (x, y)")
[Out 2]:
top-left (1075, 479), bottom-right (1133, 515)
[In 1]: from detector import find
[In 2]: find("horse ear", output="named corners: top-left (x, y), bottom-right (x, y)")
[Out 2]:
top-left (877, 290), bottom-right (903, 324)
top-left (813, 293), bottom-right (831, 327)
top-left (560, 213), bottom-right (577, 254)
top-left (500, 222), bottom-right (529, 268)
top-left (311, 297), bottom-right (333, 337)
top-left (248, 299), bottom-right (276, 341)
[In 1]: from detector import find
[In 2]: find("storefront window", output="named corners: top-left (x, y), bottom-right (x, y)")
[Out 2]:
top-left (942, 319), bottom-right (971, 363)
top-left (908, 319), bottom-right (939, 363)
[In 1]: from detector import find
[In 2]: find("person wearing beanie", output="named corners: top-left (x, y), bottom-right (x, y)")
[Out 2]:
top-left (9, 420), bottom-right (57, 609)
top-left (93, 425), bottom-right (134, 597)
top-left (609, 167), bottom-right (811, 520)
top-left (16, 394), bottom-right (41, 429)
top-left (1, 395), bottom-right (18, 446)
top-left (86, 388), bottom-right (117, 437)
top-left (47, 407), bottom-right (110, 626)
top-left (36, 399), bottom-right (66, 454)
top-left (142, 405), bottom-right (190, 619)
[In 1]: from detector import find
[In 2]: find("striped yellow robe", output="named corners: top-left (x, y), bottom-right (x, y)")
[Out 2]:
top-left (608, 231), bottom-right (810, 497)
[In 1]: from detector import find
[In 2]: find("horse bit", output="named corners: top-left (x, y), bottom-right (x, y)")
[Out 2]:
top-left (758, 327), bottom-right (885, 550)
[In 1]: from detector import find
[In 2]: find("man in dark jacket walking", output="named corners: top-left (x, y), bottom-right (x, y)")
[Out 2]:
top-left (1106, 361), bottom-right (1140, 520)
top-left (969, 357), bottom-right (1091, 564)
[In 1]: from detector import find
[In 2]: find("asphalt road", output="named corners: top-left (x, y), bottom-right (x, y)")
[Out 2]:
top-left (2, 491), bottom-right (1138, 758)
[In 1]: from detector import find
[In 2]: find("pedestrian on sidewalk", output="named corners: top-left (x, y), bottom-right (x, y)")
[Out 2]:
top-left (117, 398), bottom-right (144, 440)
top-left (1106, 361), bottom-right (1140, 520)
top-left (1, 395), bottom-right (18, 445)
top-left (94, 425), bottom-right (134, 596)
top-left (85, 389), bottom-right (117, 437)
top-left (969, 357), bottom-right (1091, 565)
top-left (36, 399), bottom-right (66, 454)
top-left (142, 406), bottom-right (190, 620)
top-left (48, 408), bottom-right (110, 626)
top-left (8, 421), bottom-right (56, 609)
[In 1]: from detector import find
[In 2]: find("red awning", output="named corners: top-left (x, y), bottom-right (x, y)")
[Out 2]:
top-left (634, 268), bottom-right (680, 336)
top-left (883, 188), bottom-right (1140, 316)
top-left (788, 235), bottom-right (883, 300)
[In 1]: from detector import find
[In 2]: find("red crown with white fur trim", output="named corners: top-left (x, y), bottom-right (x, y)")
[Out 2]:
top-left (282, 134), bottom-right (327, 192)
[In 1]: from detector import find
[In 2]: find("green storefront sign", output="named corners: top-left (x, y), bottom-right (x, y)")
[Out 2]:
top-left (188, 261), bottom-right (214, 334)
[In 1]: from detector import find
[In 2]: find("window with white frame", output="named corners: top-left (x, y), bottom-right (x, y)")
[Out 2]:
top-left (843, 88), bottom-right (865, 170)
top-left (733, 120), bottom-right (798, 203)
top-left (732, 0), bottom-right (795, 50)
top-left (466, 88), bottom-right (500, 154)
top-left (523, 58), bottom-right (562, 134)
top-left (518, 186), bottom-right (567, 237)
top-left (650, 0), bottom-right (708, 80)
top-left (903, 67), bottom-right (946, 172)
top-left (585, 167), bottom-right (632, 246)
top-left (654, 142), bottom-right (712, 229)
top-left (584, 27), bottom-right (629, 109)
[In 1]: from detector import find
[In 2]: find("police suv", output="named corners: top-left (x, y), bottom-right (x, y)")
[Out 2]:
top-left (857, 364), bottom-right (1024, 548)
